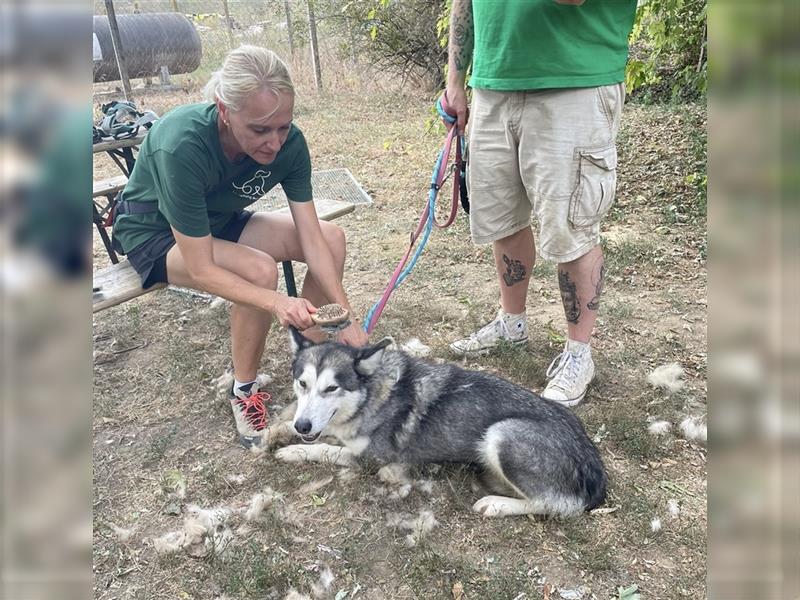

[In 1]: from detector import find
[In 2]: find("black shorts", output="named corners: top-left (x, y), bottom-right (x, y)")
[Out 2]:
top-left (126, 210), bottom-right (254, 289)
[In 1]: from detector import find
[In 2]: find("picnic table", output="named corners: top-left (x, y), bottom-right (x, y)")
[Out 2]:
top-left (92, 131), bottom-right (147, 263)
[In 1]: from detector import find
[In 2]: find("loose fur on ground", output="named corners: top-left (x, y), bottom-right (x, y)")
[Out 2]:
top-left (647, 363), bottom-right (685, 393)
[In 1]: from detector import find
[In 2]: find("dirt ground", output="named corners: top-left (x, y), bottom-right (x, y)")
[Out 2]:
top-left (92, 85), bottom-right (707, 599)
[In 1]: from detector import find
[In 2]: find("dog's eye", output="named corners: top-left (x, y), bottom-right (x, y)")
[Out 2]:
top-left (297, 380), bottom-right (307, 389)
top-left (324, 385), bottom-right (339, 393)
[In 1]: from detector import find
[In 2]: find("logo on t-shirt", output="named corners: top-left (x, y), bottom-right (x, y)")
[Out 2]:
top-left (233, 170), bottom-right (272, 199)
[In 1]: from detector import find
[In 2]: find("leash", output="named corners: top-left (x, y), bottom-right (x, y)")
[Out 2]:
top-left (362, 92), bottom-right (467, 335)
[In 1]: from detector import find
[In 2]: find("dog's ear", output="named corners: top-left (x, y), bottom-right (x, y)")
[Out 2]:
top-left (288, 326), bottom-right (313, 355)
top-left (354, 337), bottom-right (392, 376)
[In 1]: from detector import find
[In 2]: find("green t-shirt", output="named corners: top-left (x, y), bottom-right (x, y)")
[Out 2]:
top-left (113, 102), bottom-right (312, 253)
top-left (470, 0), bottom-right (637, 91)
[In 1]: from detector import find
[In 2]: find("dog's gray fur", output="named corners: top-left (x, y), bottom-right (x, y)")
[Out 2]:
top-left (274, 329), bottom-right (607, 518)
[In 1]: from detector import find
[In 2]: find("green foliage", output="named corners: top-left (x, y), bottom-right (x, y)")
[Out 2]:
top-left (626, 0), bottom-right (707, 102)
top-left (340, 0), bottom-right (448, 89)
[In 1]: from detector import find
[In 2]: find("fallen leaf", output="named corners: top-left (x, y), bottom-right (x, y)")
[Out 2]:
top-left (590, 506), bottom-right (619, 516)
top-left (618, 584), bottom-right (641, 600)
top-left (545, 321), bottom-right (566, 345)
top-left (162, 469), bottom-right (187, 499)
top-left (543, 583), bottom-right (554, 600)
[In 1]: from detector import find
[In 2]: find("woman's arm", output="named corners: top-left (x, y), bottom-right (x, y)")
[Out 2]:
top-left (288, 200), bottom-right (368, 346)
top-left (172, 227), bottom-right (316, 330)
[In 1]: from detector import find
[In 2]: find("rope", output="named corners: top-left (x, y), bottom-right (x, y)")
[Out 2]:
top-left (362, 94), bottom-right (466, 335)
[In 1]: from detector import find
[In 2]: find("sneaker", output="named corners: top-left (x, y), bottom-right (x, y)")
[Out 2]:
top-left (229, 382), bottom-right (271, 448)
top-left (449, 310), bottom-right (528, 356)
top-left (542, 339), bottom-right (595, 407)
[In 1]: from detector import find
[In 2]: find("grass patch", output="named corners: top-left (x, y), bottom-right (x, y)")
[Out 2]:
top-left (142, 423), bottom-right (178, 468)
top-left (558, 518), bottom-right (618, 574)
top-left (605, 300), bottom-right (635, 320)
top-left (532, 259), bottom-right (556, 279)
top-left (401, 544), bottom-right (544, 599)
top-left (603, 238), bottom-right (660, 276)
top-left (480, 341), bottom-right (550, 390)
top-left (605, 410), bottom-right (664, 461)
top-left (212, 540), bottom-right (297, 597)
top-left (194, 461), bottom-right (233, 503)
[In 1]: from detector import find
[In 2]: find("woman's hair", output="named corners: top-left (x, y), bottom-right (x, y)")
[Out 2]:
top-left (204, 45), bottom-right (294, 112)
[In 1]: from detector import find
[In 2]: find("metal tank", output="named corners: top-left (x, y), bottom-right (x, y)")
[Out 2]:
top-left (93, 12), bottom-right (202, 82)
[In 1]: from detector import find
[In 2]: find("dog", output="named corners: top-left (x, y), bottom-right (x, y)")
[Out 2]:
top-left (270, 328), bottom-right (607, 518)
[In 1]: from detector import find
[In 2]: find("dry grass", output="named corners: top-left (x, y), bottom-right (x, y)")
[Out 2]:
top-left (93, 82), bottom-right (707, 599)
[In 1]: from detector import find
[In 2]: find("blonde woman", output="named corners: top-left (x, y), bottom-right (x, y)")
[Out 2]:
top-left (112, 45), bottom-right (368, 448)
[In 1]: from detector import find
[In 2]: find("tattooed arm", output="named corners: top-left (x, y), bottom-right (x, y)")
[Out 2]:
top-left (446, 0), bottom-right (473, 135)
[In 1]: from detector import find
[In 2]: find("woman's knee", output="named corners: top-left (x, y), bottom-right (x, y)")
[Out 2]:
top-left (322, 223), bottom-right (347, 265)
top-left (244, 253), bottom-right (279, 289)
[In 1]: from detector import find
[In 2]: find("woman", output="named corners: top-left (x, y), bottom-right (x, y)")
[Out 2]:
top-left (112, 45), bottom-right (368, 448)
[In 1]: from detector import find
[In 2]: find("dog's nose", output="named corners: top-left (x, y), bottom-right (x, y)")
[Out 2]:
top-left (295, 419), bottom-right (312, 435)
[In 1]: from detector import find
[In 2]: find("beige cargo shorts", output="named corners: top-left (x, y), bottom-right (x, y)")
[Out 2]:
top-left (467, 83), bottom-right (624, 263)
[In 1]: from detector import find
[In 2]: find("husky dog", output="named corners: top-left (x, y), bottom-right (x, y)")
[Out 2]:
top-left (272, 328), bottom-right (607, 518)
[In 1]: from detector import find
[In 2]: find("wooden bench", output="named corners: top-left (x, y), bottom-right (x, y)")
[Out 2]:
top-left (92, 197), bottom-right (358, 313)
top-left (93, 174), bottom-right (128, 199)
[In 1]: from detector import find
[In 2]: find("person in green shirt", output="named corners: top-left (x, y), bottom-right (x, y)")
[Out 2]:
top-left (112, 45), bottom-right (368, 448)
top-left (445, 0), bottom-right (637, 406)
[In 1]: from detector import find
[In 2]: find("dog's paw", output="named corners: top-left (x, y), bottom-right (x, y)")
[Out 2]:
top-left (274, 445), bottom-right (311, 463)
top-left (472, 495), bottom-right (517, 518)
top-left (262, 421), bottom-right (297, 449)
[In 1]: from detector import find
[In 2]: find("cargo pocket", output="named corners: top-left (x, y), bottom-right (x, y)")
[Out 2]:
top-left (569, 143), bottom-right (617, 229)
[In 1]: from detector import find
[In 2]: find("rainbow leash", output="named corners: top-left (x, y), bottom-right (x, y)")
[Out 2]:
top-left (362, 94), bottom-right (465, 334)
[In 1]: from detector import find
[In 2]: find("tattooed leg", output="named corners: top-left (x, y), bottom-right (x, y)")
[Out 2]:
top-left (493, 227), bottom-right (535, 314)
top-left (502, 254), bottom-right (527, 286)
top-left (558, 245), bottom-right (603, 343)
top-left (558, 270), bottom-right (582, 324)
top-left (587, 262), bottom-right (605, 311)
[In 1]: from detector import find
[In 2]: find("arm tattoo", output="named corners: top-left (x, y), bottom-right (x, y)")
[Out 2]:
top-left (449, 0), bottom-right (474, 73)
top-left (558, 269), bottom-right (581, 324)
top-left (501, 254), bottom-right (527, 287)
top-left (587, 264), bottom-right (605, 311)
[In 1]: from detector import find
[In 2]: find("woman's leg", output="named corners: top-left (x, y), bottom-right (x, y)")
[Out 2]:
top-left (236, 212), bottom-right (347, 307)
top-left (165, 238), bottom-right (279, 382)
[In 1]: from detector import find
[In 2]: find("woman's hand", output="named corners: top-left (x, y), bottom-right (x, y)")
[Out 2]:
top-left (337, 320), bottom-right (369, 347)
top-left (273, 295), bottom-right (317, 330)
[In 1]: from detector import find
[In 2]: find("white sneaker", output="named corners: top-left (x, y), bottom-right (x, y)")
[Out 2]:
top-left (449, 310), bottom-right (528, 356)
top-left (542, 339), bottom-right (595, 407)
top-left (229, 382), bottom-right (271, 448)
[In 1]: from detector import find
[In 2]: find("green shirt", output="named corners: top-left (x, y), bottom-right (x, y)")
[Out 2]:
top-left (113, 103), bottom-right (312, 253)
top-left (470, 0), bottom-right (637, 91)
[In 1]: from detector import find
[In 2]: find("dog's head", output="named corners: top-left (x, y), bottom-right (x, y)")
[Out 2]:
top-left (288, 327), bottom-right (392, 442)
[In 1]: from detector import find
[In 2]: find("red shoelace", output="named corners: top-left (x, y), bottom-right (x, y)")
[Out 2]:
top-left (236, 390), bottom-right (271, 431)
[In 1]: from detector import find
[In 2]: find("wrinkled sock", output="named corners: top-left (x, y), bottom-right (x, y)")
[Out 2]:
top-left (565, 338), bottom-right (591, 356)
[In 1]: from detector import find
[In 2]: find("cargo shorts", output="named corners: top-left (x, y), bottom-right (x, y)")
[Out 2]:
top-left (467, 83), bottom-right (625, 263)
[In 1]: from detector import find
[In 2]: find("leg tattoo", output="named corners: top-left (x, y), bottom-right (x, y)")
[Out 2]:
top-left (587, 264), bottom-right (605, 311)
top-left (558, 269), bottom-right (581, 324)
top-left (501, 254), bottom-right (527, 287)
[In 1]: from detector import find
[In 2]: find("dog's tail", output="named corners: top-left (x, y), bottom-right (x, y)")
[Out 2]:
top-left (578, 458), bottom-right (608, 511)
